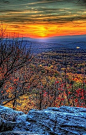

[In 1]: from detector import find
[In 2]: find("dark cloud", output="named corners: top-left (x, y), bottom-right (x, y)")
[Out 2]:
top-left (1, 11), bottom-right (86, 24)
top-left (0, 0), bottom-right (10, 4)
top-left (0, 0), bottom-right (86, 24)
top-left (80, 0), bottom-right (86, 3)
top-left (78, 0), bottom-right (86, 5)
top-left (0, 9), bottom-right (23, 13)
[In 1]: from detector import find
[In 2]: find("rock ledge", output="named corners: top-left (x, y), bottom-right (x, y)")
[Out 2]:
top-left (0, 106), bottom-right (86, 135)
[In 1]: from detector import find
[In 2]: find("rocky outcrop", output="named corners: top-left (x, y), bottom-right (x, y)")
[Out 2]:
top-left (0, 105), bottom-right (86, 135)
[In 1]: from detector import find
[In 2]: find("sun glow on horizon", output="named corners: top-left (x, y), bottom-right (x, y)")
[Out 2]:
top-left (1, 21), bottom-right (86, 39)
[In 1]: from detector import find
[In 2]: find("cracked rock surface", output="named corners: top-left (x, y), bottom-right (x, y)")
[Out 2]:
top-left (0, 106), bottom-right (86, 135)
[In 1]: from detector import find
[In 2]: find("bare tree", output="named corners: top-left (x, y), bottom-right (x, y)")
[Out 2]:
top-left (0, 25), bottom-right (33, 105)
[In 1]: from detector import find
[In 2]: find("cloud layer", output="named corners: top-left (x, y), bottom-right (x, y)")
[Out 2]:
top-left (0, 0), bottom-right (86, 24)
top-left (0, 0), bottom-right (86, 38)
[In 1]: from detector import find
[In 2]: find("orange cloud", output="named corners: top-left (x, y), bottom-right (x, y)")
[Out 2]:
top-left (1, 21), bottom-right (86, 38)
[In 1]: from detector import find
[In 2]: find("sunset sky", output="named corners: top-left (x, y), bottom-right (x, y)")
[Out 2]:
top-left (0, 0), bottom-right (86, 38)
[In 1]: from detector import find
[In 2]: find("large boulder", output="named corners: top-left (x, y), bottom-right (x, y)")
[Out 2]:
top-left (0, 106), bottom-right (24, 132)
top-left (0, 106), bottom-right (24, 121)
top-left (26, 106), bottom-right (86, 134)
top-left (0, 105), bottom-right (86, 135)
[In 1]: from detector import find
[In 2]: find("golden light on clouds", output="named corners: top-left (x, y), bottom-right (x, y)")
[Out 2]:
top-left (0, 0), bottom-right (86, 38)
top-left (2, 20), bottom-right (86, 38)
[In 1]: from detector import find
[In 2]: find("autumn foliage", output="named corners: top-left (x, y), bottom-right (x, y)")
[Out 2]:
top-left (0, 27), bottom-right (86, 113)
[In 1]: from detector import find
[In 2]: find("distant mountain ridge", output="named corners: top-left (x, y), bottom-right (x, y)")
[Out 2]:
top-left (1, 35), bottom-right (86, 53)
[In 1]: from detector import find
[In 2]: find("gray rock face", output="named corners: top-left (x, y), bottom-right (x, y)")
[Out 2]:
top-left (0, 106), bottom-right (86, 135)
